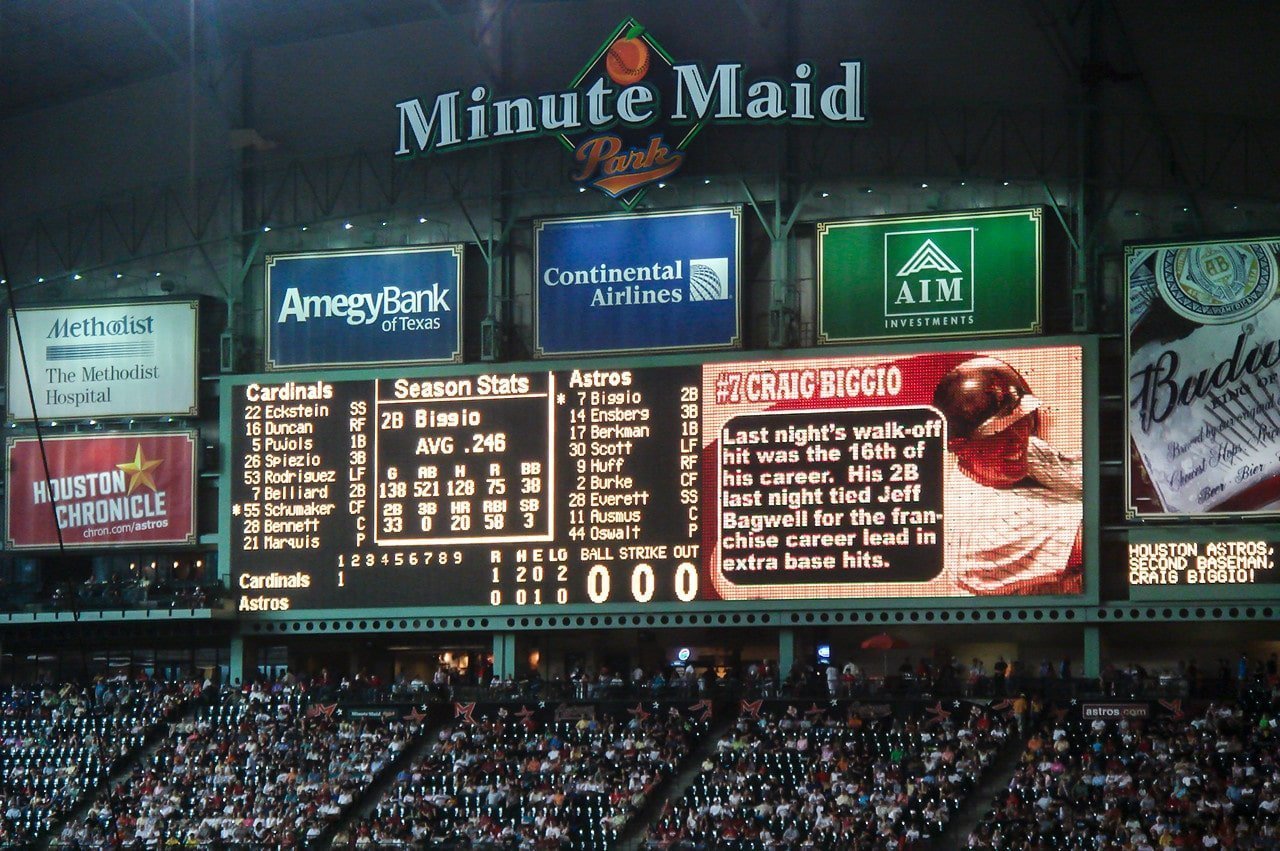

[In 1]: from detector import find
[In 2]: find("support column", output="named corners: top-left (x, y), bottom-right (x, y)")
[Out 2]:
top-left (228, 635), bottom-right (245, 687)
top-left (1083, 625), bottom-right (1101, 680)
top-left (492, 633), bottom-right (516, 680)
top-left (778, 629), bottom-right (795, 681)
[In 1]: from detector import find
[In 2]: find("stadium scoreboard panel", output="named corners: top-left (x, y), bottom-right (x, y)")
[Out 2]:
top-left (225, 343), bottom-right (1088, 614)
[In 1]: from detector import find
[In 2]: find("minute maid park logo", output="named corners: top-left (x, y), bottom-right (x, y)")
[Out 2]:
top-left (395, 18), bottom-right (865, 208)
top-left (883, 228), bottom-right (976, 329)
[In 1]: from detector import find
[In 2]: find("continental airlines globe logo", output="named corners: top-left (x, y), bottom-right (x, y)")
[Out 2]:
top-left (688, 259), bottom-right (730, 301)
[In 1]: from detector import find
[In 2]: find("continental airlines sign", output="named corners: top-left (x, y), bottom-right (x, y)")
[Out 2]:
top-left (395, 18), bottom-right (865, 207)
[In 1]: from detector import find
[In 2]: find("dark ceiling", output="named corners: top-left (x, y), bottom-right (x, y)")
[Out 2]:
top-left (0, 0), bottom-right (467, 120)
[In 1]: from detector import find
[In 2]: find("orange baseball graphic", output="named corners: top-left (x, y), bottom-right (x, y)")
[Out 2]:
top-left (606, 35), bottom-right (650, 85)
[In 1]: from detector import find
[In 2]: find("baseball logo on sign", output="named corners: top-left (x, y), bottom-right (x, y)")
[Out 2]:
top-left (606, 25), bottom-right (650, 85)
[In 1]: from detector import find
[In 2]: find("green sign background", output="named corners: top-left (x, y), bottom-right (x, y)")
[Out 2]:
top-left (818, 207), bottom-right (1043, 343)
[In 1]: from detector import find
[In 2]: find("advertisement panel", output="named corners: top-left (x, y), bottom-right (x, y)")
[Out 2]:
top-left (817, 208), bottom-right (1044, 344)
top-left (1126, 237), bottom-right (1280, 517)
top-left (535, 207), bottom-right (741, 356)
top-left (223, 343), bottom-right (1083, 613)
top-left (6, 301), bottom-right (198, 420)
top-left (266, 245), bottom-right (463, 369)
top-left (6, 432), bottom-right (197, 550)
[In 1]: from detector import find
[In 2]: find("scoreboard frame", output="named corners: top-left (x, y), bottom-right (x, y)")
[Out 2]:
top-left (219, 335), bottom-right (1099, 621)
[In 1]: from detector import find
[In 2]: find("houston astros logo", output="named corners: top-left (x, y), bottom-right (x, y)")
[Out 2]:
top-left (1157, 242), bottom-right (1276, 324)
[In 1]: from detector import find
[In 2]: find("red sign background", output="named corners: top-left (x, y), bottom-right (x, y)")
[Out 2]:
top-left (6, 432), bottom-right (196, 549)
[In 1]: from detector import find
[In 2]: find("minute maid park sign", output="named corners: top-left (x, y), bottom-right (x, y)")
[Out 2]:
top-left (395, 18), bottom-right (865, 208)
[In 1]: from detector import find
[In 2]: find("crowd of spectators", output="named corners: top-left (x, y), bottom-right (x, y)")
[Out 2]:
top-left (336, 710), bottom-right (706, 849)
top-left (51, 680), bottom-right (416, 848)
top-left (644, 705), bottom-right (1009, 850)
top-left (0, 677), bottom-right (197, 846)
top-left (967, 701), bottom-right (1280, 849)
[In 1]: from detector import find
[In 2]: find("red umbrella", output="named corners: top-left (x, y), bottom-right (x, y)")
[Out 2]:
top-left (860, 633), bottom-right (910, 676)
top-left (860, 632), bottom-right (910, 651)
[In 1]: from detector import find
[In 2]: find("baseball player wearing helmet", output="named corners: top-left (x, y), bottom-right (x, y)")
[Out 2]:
top-left (933, 357), bottom-right (1083, 595)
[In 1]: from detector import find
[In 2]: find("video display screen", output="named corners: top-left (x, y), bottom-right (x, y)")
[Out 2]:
top-left (227, 345), bottom-right (1083, 612)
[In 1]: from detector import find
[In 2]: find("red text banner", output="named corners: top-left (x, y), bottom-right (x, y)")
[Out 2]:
top-left (6, 432), bottom-right (196, 549)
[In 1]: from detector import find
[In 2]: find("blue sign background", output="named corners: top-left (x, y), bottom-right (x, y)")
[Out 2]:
top-left (536, 208), bottom-right (740, 356)
top-left (266, 246), bottom-right (462, 369)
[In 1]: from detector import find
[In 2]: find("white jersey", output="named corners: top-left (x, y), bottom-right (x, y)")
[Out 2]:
top-left (946, 436), bottom-right (1082, 595)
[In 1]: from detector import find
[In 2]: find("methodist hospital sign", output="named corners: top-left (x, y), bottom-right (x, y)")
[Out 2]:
top-left (394, 18), bottom-right (865, 206)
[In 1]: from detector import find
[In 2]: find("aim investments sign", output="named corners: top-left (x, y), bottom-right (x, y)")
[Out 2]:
top-left (817, 208), bottom-right (1044, 344)
top-left (394, 18), bottom-right (865, 208)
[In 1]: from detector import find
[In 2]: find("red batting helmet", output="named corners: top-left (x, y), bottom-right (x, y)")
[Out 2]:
top-left (932, 357), bottom-right (1041, 442)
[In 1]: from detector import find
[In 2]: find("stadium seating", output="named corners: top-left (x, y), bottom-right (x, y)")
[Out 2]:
top-left (51, 683), bottom-right (415, 847)
top-left (966, 703), bottom-right (1280, 849)
top-left (337, 709), bottom-right (706, 849)
top-left (645, 705), bottom-right (1009, 850)
top-left (0, 678), bottom-right (195, 847)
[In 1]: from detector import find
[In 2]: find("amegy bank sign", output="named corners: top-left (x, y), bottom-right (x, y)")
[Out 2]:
top-left (6, 300), bottom-right (198, 421)
top-left (394, 17), bottom-right (865, 208)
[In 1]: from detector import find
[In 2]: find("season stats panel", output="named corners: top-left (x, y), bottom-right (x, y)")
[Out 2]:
top-left (230, 367), bottom-right (701, 611)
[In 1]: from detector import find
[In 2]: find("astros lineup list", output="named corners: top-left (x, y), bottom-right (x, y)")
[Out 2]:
top-left (228, 348), bottom-right (1083, 611)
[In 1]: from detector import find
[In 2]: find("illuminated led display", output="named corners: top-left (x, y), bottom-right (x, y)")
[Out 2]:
top-left (1128, 541), bottom-right (1277, 586)
top-left (226, 345), bottom-right (1083, 612)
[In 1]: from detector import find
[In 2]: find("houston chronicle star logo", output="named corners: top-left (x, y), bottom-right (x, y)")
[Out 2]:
top-left (883, 227), bottom-right (976, 327)
top-left (117, 445), bottom-right (162, 494)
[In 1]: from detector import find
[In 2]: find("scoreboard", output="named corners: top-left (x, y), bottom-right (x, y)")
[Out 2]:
top-left (226, 344), bottom-right (1086, 613)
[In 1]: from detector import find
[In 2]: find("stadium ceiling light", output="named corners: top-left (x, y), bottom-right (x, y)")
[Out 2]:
top-left (301, 225), bottom-right (308, 231)
top-left (920, 182), bottom-right (929, 188)
top-left (343, 222), bottom-right (353, 230)
top-left (115, 272), bottom-right (123, 279)
top-left (703, 178), bottom-right (711, 185)
top-left (73, 273), bottom-right (82, 280)
top-left (154, 271), bottom-right (162, 277)
top-left (862, 187), bottom-right (873, 194)
top-left (36, 276), bottom-right (44, 283)
top-left (262, 225), bottom-right (271, 232)
top-left (381, 221), bottom-right (388, 227)
top-left (657, 182), bottom-right (667, 188)
top-left (820, 191), bottom-right (830, 198)
top-left (1002, 180), bottom-right (1010, 186)
top-left (418, 216), bottom-right (428, 223)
